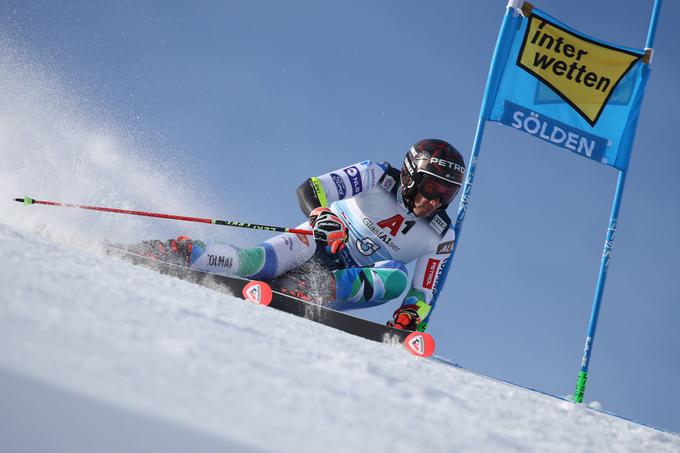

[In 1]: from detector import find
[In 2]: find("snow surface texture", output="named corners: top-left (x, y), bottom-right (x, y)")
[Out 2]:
top-left (1, 224), bottom-right (679, 453)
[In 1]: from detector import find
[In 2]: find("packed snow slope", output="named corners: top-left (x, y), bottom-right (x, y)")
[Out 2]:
top-left (0, 223), bottom-right (678, 453)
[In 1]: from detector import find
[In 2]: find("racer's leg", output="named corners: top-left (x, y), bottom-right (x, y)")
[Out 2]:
top-left (330, 260), bottom-right (409, 310)
top-left (189, 223), bottom-right (316, 280)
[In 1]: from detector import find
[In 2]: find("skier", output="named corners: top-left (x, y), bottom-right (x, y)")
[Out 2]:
top-left (128, 139), bottom-right (465, 331)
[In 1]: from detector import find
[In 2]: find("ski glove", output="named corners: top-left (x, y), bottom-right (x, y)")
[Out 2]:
top-left (387, 304), bottom-right (421, 331)
top-left (308, 207), bottom-right (348, 254)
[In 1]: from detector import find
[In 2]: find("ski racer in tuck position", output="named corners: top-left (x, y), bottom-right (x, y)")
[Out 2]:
top-left (128, 139), bottom-right (465, 331)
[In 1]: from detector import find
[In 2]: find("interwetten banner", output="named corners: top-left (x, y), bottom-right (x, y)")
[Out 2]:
top-left (486, 5), bottom-right (650, 171)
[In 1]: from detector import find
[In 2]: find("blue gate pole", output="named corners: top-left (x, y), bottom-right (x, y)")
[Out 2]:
top-left (573, 0), bottom-right (662, 403)
top-left (421, 3), bottom-right (523, 329)
top-left (574, 170), bottom-right (627, 402)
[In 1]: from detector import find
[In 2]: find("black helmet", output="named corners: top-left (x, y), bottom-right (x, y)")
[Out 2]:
top-left (400, 139), bottom-right (465, 211)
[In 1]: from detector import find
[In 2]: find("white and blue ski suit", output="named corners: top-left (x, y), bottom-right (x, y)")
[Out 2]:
top-left (188, 160), bottom-right (455, 330)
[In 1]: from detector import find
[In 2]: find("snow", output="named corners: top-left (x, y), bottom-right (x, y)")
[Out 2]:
top-left (1, 223), bottom-right (678, 453)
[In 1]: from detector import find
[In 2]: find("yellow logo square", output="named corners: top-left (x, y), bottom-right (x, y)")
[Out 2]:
top-left (517, 14), bottom-right (642, 126)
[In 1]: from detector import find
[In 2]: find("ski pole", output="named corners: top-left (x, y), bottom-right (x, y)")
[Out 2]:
top-left (13, 196), bottom-right (313, 236)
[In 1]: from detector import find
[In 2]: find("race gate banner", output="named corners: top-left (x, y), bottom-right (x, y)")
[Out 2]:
top-left (486, 4), bottom-right (650, 171)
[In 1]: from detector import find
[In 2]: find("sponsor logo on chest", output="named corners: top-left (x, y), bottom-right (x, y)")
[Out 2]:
top-left (429, 214), bottom-right (448, 235)
top-left (381, 174), bottom-right (396, 192)
top-left (362, 218), bottom-right (400, 252)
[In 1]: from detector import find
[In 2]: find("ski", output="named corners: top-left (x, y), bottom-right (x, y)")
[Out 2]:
top-left (104, 245), bottom-right (435, 357)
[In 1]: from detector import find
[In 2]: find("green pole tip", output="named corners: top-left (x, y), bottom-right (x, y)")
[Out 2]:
top-left (574, 371), bottom-right (588, 403)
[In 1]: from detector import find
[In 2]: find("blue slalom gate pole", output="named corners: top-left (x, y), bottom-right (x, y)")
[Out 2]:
top-left (645, 0), bottom-right (663, 49)
top-left (421, 2), bottom-right (520, 328)
top-left (574, 0), bottom-right (663, 403)
top-left (574, 170), bottom-right (627, 402)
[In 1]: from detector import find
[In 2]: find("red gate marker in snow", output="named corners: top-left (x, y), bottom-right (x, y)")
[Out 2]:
top-left (404, 332), bottom-right (435, 357)
top-left (242, 281), bottom-right (273, 306)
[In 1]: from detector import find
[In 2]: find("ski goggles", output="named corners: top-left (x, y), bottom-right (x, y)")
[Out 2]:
top-left (417, 173), bottom-right (460, 205)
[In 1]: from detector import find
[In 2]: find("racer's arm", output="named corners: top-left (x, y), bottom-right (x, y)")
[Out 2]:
top-left (296, 161), bottom-right (386, 216)
top-left (389, 228), bottom-right (455, 331)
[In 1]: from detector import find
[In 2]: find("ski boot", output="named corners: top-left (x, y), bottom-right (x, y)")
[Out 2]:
top-left (116, 235), bottom-right (196, 267)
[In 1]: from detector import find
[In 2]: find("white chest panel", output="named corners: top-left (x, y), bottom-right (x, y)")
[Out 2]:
top-left (332, 188), bottom-right (443, 267)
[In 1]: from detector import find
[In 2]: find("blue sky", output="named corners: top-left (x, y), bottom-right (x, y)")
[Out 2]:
top-left (2, 0), bottom-right (679, 433)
